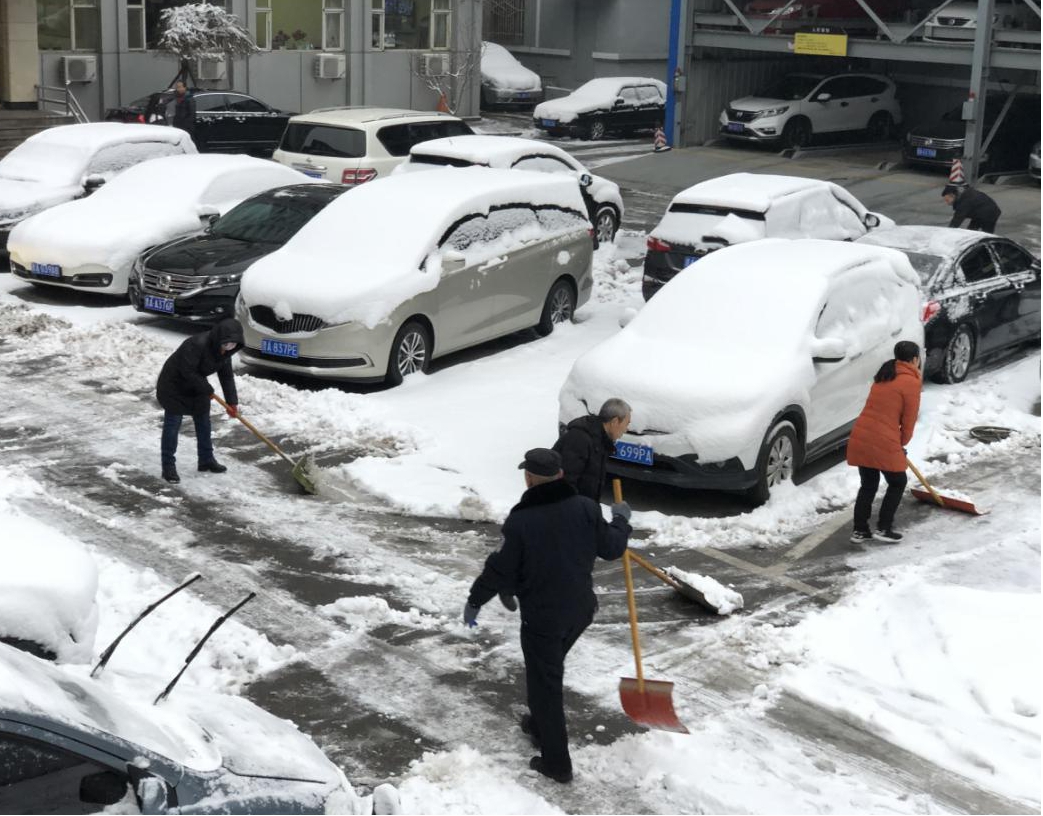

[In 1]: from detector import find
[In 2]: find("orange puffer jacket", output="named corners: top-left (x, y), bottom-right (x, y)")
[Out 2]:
top-left (845, 360), bottom-right (922, 473)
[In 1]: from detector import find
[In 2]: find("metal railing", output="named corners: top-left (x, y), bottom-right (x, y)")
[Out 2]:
top-left (36, 84), bottom-right (89, 124)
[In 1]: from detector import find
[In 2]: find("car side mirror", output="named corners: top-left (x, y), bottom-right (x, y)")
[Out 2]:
top-left (811, 336), bottom-right (847, 362)
top-left (83, 174), bottom-right (106, 194)
top-left (196, 204), bottom-right (220, 226)
top-left (614, 97), bottom-right (625, 107)
top-left (863, 212), bottom-right (881, 229)
top-left (814, 92), bottom-right (832, 103)
top-left (79, 771), bottom-right (128, 806)
top-left (440, 250), bottom-right (466, 273)
top-left (578, 173), bottom-right (593, 189)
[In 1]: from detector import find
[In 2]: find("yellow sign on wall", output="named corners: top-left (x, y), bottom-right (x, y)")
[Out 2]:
top-left (793, 32), bottom-right (849, 57)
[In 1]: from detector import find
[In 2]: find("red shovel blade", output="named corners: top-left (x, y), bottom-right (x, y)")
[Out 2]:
top-left (910, 487), bottom-right (987, 516)
top-left (619, 677), bottom-right (689, 734)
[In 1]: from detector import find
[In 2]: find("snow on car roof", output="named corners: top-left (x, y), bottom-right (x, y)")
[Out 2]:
top-left (572, 76), bottom-right (667, 98)
top-left (25, 121), bottom-right (190, 150)
top-left (671, 173), bottom-right (829, 212)
top-left (294, 107), bottom-right (460, 126)
top-left (409, 135), bottom-right (575, 167)
top-left (240, 167), bottom-right (587, 327)
top-left (857, 225), bottom-right (995, 257)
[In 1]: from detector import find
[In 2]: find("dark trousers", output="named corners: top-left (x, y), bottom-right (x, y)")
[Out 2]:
top-left (161, 409), bottom-right (213, 469)
top-left (854, 466), bottom-right (907, 532)
top-left (968, 216), bottom-right (998, 233)
top-left (520, 614), bottom-right (591, 775)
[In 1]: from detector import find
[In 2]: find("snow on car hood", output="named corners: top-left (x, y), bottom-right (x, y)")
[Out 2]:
top-left (240, 167), bottom-right (587, 329)
top-left (481, 42), bottom-right (541, 91)
top-left (0, 179), bottom-right (81, 225)
top-left (534, 77), bottom-right (666, 123)
top-left (728, 95), bottom-right (789, 112)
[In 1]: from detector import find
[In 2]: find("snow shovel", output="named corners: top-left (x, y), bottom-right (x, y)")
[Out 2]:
top-left (907, 457), bottom-right (986, 516)
top-left (211, 394), bottom-right (317, 495)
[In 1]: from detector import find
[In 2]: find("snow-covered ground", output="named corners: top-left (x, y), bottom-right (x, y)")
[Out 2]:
top-left (0, 215), bottom-right (1038, 812)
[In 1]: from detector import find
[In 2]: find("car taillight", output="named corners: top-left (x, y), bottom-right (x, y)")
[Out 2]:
top-left (137, 114), bottom-right (146, 123)
top-left (922, 300), bottom-right (942, 324)
top-left (342, 168), bottom-right (378, 185)
top-left (646, 236), bottom-right (672, 253)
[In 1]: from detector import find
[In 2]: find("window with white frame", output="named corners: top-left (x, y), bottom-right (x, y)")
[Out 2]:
top-left (371, 0), bottom-right (453, 50)
top-left (126, 0), bottom-right (145, 50)
top-left (38, 0), bottom-right (100, 51)
top-left (323, 0), bottom-right (344, 50)
top-left (123, 0), bottom-right (231, 51)
top-left (256, 2), bottom-right (272, 50)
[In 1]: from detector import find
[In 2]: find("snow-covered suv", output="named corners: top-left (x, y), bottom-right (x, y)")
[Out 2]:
top-left (721, 72), bottom-right (902, 149)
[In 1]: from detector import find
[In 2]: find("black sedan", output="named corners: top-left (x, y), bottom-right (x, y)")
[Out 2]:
top-left (129, 183), bottom-right (345, 323)
top-left (105, 90), bottom-right (293, 157)
top-left (858, 226), bottom-right (1040, 383)
top-left (532, 78), bottom-right (667, 141)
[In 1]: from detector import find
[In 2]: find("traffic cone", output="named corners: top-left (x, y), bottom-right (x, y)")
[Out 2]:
top-left (437, 92), bottom-right (450, 113)
top-left (949, 158), bottom-right (966, 185)
top-left (653, 126), bottom-right (670, 153)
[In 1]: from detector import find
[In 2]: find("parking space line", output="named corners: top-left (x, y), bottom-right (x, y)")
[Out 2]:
top-left (771, 510), bottom-right (852, 569)
top-left (698, 546), bottom-right (828, 598)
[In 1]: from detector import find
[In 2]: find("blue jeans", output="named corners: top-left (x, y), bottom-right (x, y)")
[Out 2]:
top-left (161, 410), bottom-right (213, 469)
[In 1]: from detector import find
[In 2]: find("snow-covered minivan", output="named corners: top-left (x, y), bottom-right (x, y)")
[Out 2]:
top-left (561, 239), bottom-right (923, 504)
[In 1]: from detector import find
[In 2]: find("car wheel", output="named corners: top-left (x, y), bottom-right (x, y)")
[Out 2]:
top-left (781, 117), bottom-right (812, 150)
top-left (385, 320), bottom-right (431, 386)
top-left (746, 420), bottom-right (800, 506)
top-left (594, 205), bottom-right (619, 243)
top-left (867, 111), bottom-right (893, 142)
top-left (934, 324), bottom-right (975, 384)
top-left (587, 118), bottom-right (607, 141)
top-left (535, 278), bottom-right (576, 337)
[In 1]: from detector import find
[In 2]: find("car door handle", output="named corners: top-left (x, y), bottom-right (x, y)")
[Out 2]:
top-left (870, 97), bottom-right (879, 102)
top-left (840, 101), bottom-right (849, 107)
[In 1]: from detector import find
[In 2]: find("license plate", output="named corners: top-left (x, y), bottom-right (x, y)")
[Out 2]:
top-left (612, 441), bottom-right (654, 466)
top-left (31, 262), bottom-right (61, 278)
top-left (261, 338), bottom-right (299, 358)
top-left (541, 119), bottom-right (557, 127)
top-left (301, 169), bottom-right (323, 179)
top-left (916, 147), bottom-right (937, 158)
top-left (517, 93), bottom-right (530, 100)
top-left (682, 255), bottom-right (699, 268)
top-left (143, 295), bottom-right (174, 314)
top-left (727, 122), bottom-right (744, 133)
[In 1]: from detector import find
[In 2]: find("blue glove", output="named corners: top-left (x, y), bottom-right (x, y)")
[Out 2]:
top-left (463, 602), bottom-right (480, 627)
top-left (498, 592), bottom-right (518, 612)
top-left (611, 501), bottom-right (632, 522)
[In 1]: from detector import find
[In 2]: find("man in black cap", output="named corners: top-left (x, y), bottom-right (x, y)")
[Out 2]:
top-left (942, 184), bottom-right (1001, 233)
top-left (463, 448), bottom-right (631, 783)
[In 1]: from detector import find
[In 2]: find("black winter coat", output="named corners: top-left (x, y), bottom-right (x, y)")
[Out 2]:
top-left (467, 479), bottom-right (630, 631)
top-left (172, 92), bottom-right (196, 136)
top-left (948, 187), bottom-right (1001, 229)
top-left (156, 318), bottom-right (243, 415)
top-left (552, 415), bottom-right (615, 501)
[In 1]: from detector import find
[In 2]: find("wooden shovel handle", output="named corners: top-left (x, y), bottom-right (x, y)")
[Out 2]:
top-left (612, 478), bottom-right (623, 504)
top-left (622, 550), bottom-right (645, 692)
top-left (906, 457), bottom-right (945, 507)
top-left (627, 550), bottom-right (684, 592)
top-left (211, 394), bottom-right (295, 466)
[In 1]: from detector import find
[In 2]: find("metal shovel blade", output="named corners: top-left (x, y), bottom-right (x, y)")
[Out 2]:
top-left (909, 488), bottom-right (986, 516)
top-left (618, 677), bottom-right (689, 734)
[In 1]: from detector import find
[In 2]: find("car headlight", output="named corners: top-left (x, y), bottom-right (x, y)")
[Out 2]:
top-left (131, 257), bottom-right (144, 282)
top-left (753, 106), bottom-right (789, 119)
top-left (205, 272), bottom-right (242, 287)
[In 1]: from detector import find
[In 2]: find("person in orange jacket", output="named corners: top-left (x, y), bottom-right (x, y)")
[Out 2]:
top-left (846, 341), bottom-right (922, 544)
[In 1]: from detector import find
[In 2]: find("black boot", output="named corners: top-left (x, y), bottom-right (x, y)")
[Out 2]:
top-left (529, 756), bottom-right (572, 784)
top-left (198, 460), bottom-right (227, 473)
top-left (162, 467), bottom-right (180, 484)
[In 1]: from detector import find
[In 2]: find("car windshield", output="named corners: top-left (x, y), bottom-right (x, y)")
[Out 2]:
top-left (410, 154), bottom-right (477, 168)
top-left (655, 204), bottom-right (767, 248)
top-left (280, 123), bottom-right (366, 158)
top-left (756, 75), bottom-right (822, 101)
top-left (900, 251), bottom-right (946, 284)
top-left (0, 140), bottom-right (87, 186)
top-left (212, 190), bottom-right (337, 243)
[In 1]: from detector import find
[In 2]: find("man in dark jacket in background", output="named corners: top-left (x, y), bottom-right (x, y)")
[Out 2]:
top-left (156, 318), bottom-right (243, 483)
top-left (171, 80), bottom-right (196, 145)
top-left (553, 398), bottom-right (631, 501)
top-left (464, 448), bottom-right (631, 783)
top-left (943, 184), bottom-right (1001, 232)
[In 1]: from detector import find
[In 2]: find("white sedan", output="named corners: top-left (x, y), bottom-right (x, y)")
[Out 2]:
top-left (480, 41), bottom-right (543, 108)
top-left (8, 154), bottom-right (312, 296)
top-left (396, 134), bottom-right (625, 242)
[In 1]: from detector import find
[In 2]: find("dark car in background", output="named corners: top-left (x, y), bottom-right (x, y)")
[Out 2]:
top-left (129, 183), bottom-right (345, 323)
top-left (903, 95), bottom-right (1040, 174)
top-left (533, 78), bottom-right (667, 141)
top-left (858, 226), bottom-right (1040, 383)
top-left (105, 90), bottom-right (293, 157)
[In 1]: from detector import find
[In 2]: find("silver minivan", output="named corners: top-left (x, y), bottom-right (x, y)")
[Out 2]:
top-left (237, 168), bottom-right (594, 385)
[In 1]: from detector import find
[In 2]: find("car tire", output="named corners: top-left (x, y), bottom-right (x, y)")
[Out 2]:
top-left (385, 320), bottom-right (431, 386)
top-left (867, 111), bottom-right (893, 142)
top-left (933, 324), bottom-right (975, 384)
top-left (587, 118), bottom-right (607, 141)
top-left (594, 205), bottom-right (619, 243)
top-left (781, 117), bottom-right (812, 150)
top-left (535, 278), bottom-right (576, 337)
top-left (746, 420), bottom-right (800, 506)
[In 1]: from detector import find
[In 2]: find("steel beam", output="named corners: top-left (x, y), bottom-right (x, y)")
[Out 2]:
top-left (964, 0), bottom-right (995, 180)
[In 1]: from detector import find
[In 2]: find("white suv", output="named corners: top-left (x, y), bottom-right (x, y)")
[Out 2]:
top-left (272, 107), bottom-right (473, 186)
top-left (720, 73), bottom-right (902, 150)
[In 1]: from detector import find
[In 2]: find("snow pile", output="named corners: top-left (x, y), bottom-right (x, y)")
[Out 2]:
top-left (481, 42), bottom-right (542, 92)
top-left (534, 78), bottom-right (666, 123)
top-left (664, 567), bottom-right (744, 614)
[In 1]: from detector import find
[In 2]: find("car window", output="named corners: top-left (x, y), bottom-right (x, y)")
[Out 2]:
top-left (440, 206), bottom-right (538, 254)
top-left (617, 88), bottom-right (640, 107)
top-left (959, 245), bottom-right (998, 283)
top-left (378, 120), bottom-right (474, 157)
top-left (226, 95), bottom-right (267, 113)
top-left (786, 189), bottom-right (864, 239)
top-left (758, 74), bottom-right (822, 100)
top-left (511, 155), bottom-right (576, 174)
top-left (535, 206), bottom-right (588, 235)
top-left (991, 241), bottom-right (1036, 275)
top-left (194, 94), bottom-right (227, 112)
top-left (816, 77), bottom-right (856, 99)
top-left (212, 192), bottom-right (336, 244)
top-left (280, 123), bottom-right (366, 158)
top-left (815, 274), bottom-right (897, 353)
top-left (85, 141), bottom-right (185, 176)
top-left (637, 85), bottom-right (664, 103)
top-left (901, 251), bottom-right (947, 286)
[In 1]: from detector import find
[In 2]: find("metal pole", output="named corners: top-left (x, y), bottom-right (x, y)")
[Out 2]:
top-left (665, 0), bottom-right (683, 147)
top-left (964, 0), bottom-right (995, 181)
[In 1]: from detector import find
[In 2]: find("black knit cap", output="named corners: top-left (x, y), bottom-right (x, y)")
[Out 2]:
top-left (518, 448), bottom-right (562, 477)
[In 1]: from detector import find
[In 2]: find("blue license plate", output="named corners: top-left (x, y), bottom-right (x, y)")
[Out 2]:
top-left (143, 295), bottom-right (174, 314)
top-left (727, 122), bottom-right (744, 133)
top-left (541, 118), bottom-right (557, 128)
top-left (517, 93), bottom-right (530, 100)
top-left (612, 441), bottom-right (654, 466)
top-left (261, 338), bottom-right (299, 358)
top-left (916, 146), bottom-right (937, 158)
top-left (682, 255), bottom-right (699, 268)
top-left (301, 169), bottom-right (323, 179)
top-left (31, 262), bottom-right (61, 278)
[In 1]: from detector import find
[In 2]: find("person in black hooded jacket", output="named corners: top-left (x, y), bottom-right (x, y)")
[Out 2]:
top-left (552, 398), bottom-right (631, 501)
top-left (156, 318), bottom-right (243, 483)
top-left (942, 184), bottom-right (1000, 232)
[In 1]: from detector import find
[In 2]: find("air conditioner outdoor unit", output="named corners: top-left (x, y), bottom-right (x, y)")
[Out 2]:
top-left (314, 53), bottom-right (346, 79)
top-left (61, 55), bottom-right (96, 83)
top-left (419, 53), bottom-right (451, 77)
top-left (196, 57), bottom-right (226, 81)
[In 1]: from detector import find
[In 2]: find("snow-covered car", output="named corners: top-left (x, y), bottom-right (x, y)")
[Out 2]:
top-left (533, 77), bottom-right (667, 141)
top-left (642, 173), bottom-right (893, 300)
top-left (480, 41), bottom-right (543, 108)
top-left (923, 1), bottom-right (1039, 44)
top-left (561, 239), bottom-right (923, 503)
top-left (720, 72), bottom-right (902, 149)
top-left (0, 643), bottom-right (384, 814)
top-left (744, 0), bottom-right (909, 33)
top-left (8, 154), bottom-right (312, 297)
top-left (857, 226), bottom-right (1041, 384)
top-left (238, 168), bottom-right (594, 385)
top-left (0, 122), bottom-right (195, 261)
top-left (395, 134), bottom-right (624, 242)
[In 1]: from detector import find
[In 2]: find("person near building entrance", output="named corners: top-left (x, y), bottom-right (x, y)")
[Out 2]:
top-left (155, 318), bottom-right (244, 483)
top-left (552, 398), bottom-right (631, 501)
top-left (942, 184), bottom-right (1001, 232)
top-left (463, 448), bottom-right (631, 783)
top-left (171, 80), bottom-right (196, 143)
